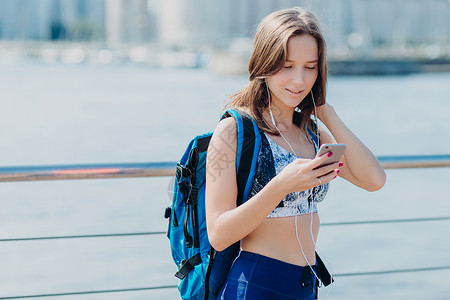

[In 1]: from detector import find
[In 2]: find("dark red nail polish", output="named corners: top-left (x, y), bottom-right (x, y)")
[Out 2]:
top-left (339, 162), bottom-right (344, 167)
top-left (337, 169), bottom-right (340, 174)
top-left (327, 152), bottom-right (333, 157)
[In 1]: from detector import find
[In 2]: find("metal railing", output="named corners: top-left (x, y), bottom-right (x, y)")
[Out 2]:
top-left (1, 154), bottom-right (450, 182)
top-left (0, 162), bottom-right (176, 182)
top-left (1, 154), bottom-right (450, 299)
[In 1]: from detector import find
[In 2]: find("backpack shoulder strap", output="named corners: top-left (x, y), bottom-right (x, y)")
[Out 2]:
top-left (307, 121), bottom-right (320, 151)
top-left (204, 109), bottom-right (261, 299)
top-left (220, 109), bottom-right (261, 205)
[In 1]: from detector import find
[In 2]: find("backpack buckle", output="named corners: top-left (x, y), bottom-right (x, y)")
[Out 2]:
top-left (175, 254), bottom-right (202, 280)
top-left (164, 207), bottom-right (171, 219)
top-left (176, 163), bottom-right (192, 180)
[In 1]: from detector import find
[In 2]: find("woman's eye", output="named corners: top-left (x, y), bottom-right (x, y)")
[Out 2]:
top-left (283, 65), bottom-right (292, 69)
top-left (306, 66), bottom-right (317, 70)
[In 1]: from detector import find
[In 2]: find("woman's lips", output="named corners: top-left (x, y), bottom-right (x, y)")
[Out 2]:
top-left (286, 88), bottom-right (304, 95)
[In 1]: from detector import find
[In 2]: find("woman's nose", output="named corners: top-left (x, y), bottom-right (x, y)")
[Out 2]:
top-left (292, 69), bottom-right (304, 85)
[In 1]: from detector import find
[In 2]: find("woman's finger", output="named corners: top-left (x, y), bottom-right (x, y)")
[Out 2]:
top-left (309, 151), bottom-right (333, 170)
top-left (317, 169), bottom-right (339, 184)
top-left (292, 158), bottom-right (313, 165)
top-left (315, 168), bottom-right (340, 186)
top-left (313, 161), bottom-right (342, 178)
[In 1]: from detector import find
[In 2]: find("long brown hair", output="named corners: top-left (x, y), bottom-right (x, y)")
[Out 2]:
top-left (225, 7), bottom-right (328, 136)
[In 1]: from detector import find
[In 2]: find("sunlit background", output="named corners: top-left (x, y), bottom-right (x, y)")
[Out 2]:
top-left (0, 1), bottom-right (449, 299)
top-left (1, 0), bottom-right (450, 71)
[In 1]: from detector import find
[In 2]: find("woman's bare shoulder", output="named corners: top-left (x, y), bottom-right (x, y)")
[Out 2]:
top-left (212, 116), bottom-right (238, 144)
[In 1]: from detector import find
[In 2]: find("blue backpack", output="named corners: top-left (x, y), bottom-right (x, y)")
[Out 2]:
top-left (165, 109), bottom-right (262, 300)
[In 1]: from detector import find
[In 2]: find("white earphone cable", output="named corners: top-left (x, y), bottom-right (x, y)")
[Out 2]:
top-left (310, 90), bottom-right (334, 298)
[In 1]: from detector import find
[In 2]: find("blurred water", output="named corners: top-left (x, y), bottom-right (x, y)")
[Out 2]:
top-left (0, 62), bottom-right (449, 299)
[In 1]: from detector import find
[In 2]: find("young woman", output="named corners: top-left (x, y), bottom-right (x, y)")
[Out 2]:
top-left (205, 7), bottom-right (386, 300)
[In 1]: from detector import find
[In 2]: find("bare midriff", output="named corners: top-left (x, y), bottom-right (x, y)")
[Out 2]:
top-left (240, 213), bottom-right (320, 266)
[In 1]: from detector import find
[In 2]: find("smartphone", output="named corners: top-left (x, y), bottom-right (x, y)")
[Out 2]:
top-left (315, 144), bottom-right (346, 168)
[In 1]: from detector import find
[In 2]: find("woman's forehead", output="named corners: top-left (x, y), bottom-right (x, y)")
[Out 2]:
top-left (286, 35), bottom-right (318, 62)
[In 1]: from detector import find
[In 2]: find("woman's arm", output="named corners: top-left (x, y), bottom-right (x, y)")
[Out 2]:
top-left (317, 103), bottom-right (386, 191)
top-left (205, 117), bottom-right (340, 251)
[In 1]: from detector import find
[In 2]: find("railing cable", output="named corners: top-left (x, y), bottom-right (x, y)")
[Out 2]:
top-left (0, 285), bottom-right (178, 299)
top-left (0, 231), bottom-right (165, 243)
top-left (321, 216), bottom-right (450, 226)
top-left (334, 265), bottom-right (450, 277)
top-left (1, 216), bottom-right (449, 243)
top-left (2, 265), bottom-right (450, 299)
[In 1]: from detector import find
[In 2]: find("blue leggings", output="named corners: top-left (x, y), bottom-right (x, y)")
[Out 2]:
top-left (218, 251), bottom-right (317, 300)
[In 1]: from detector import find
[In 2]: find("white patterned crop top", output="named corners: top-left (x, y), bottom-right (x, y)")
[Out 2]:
top-left (247, 129), bottom-right (329, 218)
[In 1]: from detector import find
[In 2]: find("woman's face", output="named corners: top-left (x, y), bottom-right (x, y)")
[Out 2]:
top-left (265, 34), bottom-right (319, 112)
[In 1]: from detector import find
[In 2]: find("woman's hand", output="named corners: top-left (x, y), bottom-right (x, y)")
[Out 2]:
top-left (313, 102), bottom-right (386, 191)
top-left (275, 151), bottom-right (341, 195)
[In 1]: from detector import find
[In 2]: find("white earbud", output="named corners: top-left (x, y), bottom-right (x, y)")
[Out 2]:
top-left (269, 105), bottom-right (276, 127)
top-left (263, 79), bottom-right (277, 127)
